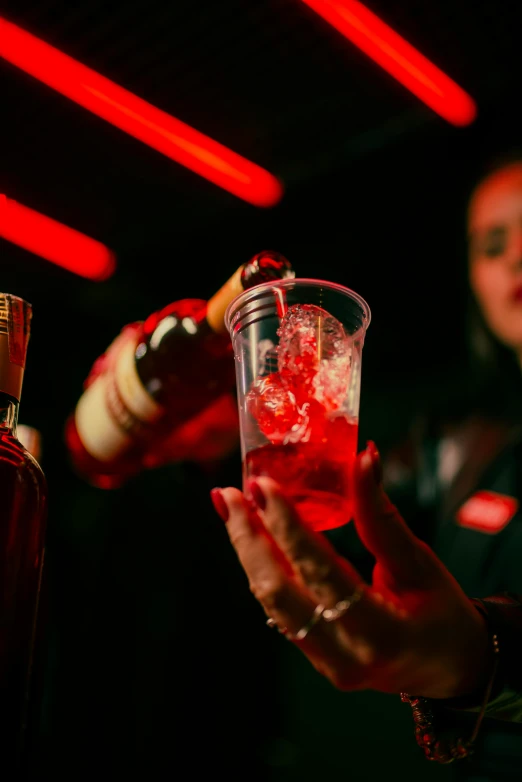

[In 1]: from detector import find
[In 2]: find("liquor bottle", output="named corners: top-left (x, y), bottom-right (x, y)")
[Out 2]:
top-left (0, 293), bottom-right (48, 775)
top-left (65, 250), bottom-right (294, 489)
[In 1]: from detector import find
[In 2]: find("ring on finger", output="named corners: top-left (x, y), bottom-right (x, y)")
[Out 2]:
top-left (266, 617), bottom-right (288, 634)
top-left (287, 603), bottom-right (325, 642)
top-left (322, 584), bottom-right (365, 622)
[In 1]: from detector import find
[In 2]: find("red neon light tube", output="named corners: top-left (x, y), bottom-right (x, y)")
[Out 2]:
top-left (0, 17), bottom-right (283, 207)
top-left (0, 194), bottom-right (116, 281)
top-left (299, 0), bottom-right (477, 126)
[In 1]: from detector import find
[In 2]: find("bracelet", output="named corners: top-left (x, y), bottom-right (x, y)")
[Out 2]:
top-left (400, 633), bottom-right (499, 764)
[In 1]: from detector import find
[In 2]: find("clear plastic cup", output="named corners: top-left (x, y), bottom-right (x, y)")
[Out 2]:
top-left (225, 278), bottom-right (371, 531)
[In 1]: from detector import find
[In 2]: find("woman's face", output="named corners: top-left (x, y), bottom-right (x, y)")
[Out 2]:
top-left (468, 163), bottom-right (522, 355)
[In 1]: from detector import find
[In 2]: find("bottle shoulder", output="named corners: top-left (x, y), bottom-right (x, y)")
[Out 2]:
top-left (142, 298), bottom-right (209, 337)
top-left (0, 431), bottom-right (47, 486)
top-left (137, 299), bottom-right (227, 372)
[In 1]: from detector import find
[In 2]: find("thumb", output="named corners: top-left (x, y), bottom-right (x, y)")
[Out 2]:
top-left (351, 441), bottom-right (428, 581)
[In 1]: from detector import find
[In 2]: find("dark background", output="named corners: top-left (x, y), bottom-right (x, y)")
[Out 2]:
top-left (1, 1), bottom-right (522, 779)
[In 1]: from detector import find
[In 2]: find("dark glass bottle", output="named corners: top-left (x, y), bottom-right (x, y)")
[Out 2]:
top-left (0, 293), bottom-right (48, 776)
top-left (65, 251), bottom-right (294, 488)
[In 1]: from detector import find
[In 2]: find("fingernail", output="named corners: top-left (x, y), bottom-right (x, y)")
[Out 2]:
top-left (210, 488), bottom-right (229, 522)
top-left (247, 479), bottom-right (267, 511)
top-left (366, 441), bottom-right (382, 485)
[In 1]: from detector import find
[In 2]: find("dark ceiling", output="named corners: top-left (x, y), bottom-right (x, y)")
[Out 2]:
top-left (1, 0), bottom-right (522, 439)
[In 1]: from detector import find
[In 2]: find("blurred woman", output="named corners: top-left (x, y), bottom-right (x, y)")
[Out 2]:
top-left (211, 154), bottom-right (522, 782)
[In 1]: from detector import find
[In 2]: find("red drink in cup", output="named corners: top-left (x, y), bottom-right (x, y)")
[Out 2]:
top-left (225, 280), bottom-right (370, 532)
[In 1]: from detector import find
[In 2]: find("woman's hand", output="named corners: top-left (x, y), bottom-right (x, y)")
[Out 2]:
top-left (210, 442), bottom-right (492, 701)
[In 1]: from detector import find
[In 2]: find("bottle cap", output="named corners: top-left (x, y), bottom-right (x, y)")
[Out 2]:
top-left (240, 250), bottom-right (294, 288)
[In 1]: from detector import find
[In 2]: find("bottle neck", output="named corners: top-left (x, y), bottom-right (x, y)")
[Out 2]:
top-left (206, 252), bottom-right (294, 333)
top-left (0, 391), bottom-right (19, 436)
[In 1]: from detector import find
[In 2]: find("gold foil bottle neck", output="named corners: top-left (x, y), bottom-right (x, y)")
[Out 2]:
top-left (0, 293), bottom-right (32, 401)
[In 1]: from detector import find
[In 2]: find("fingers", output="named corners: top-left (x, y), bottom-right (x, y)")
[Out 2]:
top-left (214, 487), bottom-right (361, 670)
top-left (244, 477), bottom-right (404, 641)
top-left (235, 479), bottom-right (408, 665)
top-left (211, 482), bottom-right (407, 690)
top-left (351, 442), bottom-right (434, 583)
top-left (211, 487), bottom-right (319, 638)
top-left (245, 477), bottom-right (365, 610)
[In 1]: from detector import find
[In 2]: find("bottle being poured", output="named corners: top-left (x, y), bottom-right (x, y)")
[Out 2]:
top-left (64, 251), bottom-right (294, 488)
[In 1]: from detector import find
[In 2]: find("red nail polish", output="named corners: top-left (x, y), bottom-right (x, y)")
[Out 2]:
top-left (248, 479), bottom-right (267, 511)
top-left (366, 441), bottom-right (382, 485)
top-left (210, 488), bottom-right (229, 522)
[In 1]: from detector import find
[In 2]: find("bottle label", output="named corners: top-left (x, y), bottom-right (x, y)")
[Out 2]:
top-left (75, 334), bottom-right (164, 462)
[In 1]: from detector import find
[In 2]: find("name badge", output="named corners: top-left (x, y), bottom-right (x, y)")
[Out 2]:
top-left (456, 491), bottom-right (519, 534)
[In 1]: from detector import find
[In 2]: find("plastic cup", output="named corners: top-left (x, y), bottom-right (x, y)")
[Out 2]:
top-left (225, 278), bottom-right (370, 531)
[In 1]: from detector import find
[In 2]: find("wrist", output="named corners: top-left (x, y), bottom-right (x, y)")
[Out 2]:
top-left (417, 601), bottom-right (491, 701)
top-left (401, 626), bottom-right (500, 764)
top-left (446, 603), bottom-right (493, 705)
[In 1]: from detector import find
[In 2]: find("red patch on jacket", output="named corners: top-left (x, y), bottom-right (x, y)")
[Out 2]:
top-left (456, 491), bottom-right (519, 534)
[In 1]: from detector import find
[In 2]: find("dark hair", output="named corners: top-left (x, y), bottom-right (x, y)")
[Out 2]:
top-left (465, 150), bottom-right (522, 417)
top-left (470, 147), bottom-right (522, 192)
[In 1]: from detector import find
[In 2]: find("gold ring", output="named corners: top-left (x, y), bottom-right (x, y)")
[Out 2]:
top-left (288, 603), bottom-right (325, 641)
top-left (266, 617), bottom-right (288, 634)
top-left (322, 585), bottom-right (365, 622)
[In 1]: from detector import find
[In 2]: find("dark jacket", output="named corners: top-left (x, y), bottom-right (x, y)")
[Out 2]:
top-left (332, 403), bottom-right (522, 780)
